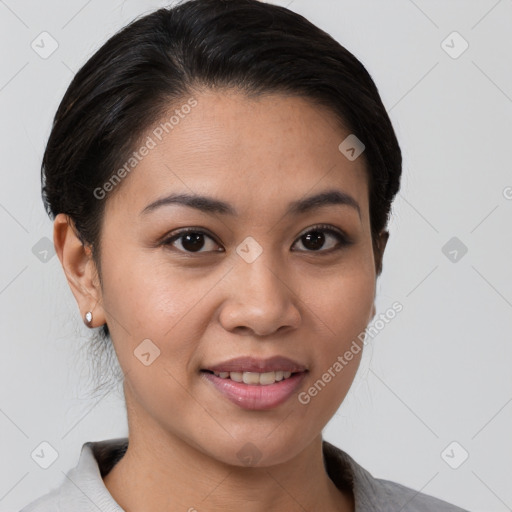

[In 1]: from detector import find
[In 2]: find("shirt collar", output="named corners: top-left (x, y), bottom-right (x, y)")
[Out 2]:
top-left (54, 437), bottom-right (383, 511)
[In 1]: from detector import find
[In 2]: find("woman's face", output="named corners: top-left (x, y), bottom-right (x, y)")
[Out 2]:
top-left (75, 90), bottom-right (386, 466)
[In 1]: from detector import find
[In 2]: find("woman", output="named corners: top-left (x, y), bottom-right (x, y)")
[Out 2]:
top-left (21, 0), bottom-right (469, 510)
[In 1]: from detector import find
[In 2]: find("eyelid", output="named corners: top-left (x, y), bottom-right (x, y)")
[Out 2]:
top-left (295, 223), bottom-right (349, 242)
top-left (292, 223), bottom-right (352, 252)
top-left (161, 223), bottom-right (352, 254)
top-left (161, 226), bottom-right (223, 252)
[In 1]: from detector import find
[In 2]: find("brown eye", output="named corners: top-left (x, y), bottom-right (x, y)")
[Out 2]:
top-left (162, 229), bottom-right (222, 254)
top-left (161, 224), bottom-right (351, 255)
top-left (292, 225), bottom-right (351, 253)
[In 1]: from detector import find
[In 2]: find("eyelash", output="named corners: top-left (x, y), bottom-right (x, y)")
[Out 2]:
top-left (161, 224), bottom-right (352, 255)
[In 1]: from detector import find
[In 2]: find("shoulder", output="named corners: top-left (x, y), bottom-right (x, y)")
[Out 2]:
top-left (18, 438), bottom-right (128, 512)
top-left (370, 476), bottom-right (470, 512)
top-left (19, 489), bottom-right (60, 512)
top-left (322, 440), bottom-right (470, 512)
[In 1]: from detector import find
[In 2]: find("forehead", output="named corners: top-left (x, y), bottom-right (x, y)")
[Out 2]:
top-left (104, 90), bottom-right (369, 222)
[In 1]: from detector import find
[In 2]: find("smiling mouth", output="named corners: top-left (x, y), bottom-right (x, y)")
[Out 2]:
top-left (201, 369), bottom-right (302, 386)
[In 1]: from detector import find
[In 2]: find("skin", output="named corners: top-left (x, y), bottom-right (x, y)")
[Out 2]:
top-left (54, 89), bottom-right (388, 512)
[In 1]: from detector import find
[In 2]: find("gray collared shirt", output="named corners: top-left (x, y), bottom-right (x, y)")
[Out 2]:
top-left (20, 438), bottom-right (469, 511)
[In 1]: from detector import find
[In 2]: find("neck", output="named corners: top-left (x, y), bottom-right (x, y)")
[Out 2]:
top-left (103, 428), bottom-right (354, 512)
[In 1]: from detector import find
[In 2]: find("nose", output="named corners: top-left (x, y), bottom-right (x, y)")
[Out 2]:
top-left (218, 255), bottom-right (301, 337)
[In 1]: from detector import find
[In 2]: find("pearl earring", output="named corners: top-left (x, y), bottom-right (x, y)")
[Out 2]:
top-left (85, 311), bottom-right (93, 326)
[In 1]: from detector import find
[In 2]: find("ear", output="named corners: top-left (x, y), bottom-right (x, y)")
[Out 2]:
top-left (373, 229), bottom-right (389, 277)
top-left (53, 213), bottom-right (106, 328)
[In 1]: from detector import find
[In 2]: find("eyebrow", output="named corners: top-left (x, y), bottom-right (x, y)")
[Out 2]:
top-left (140, 189), bottom-right (361, 219)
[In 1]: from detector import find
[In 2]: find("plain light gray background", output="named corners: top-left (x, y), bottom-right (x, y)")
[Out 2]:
top-left (1, 1), bottom-right (511, 511)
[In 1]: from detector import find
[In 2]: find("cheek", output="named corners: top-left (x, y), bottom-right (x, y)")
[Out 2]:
top-left (305, 262), bottom-right (376, 344)
top-left (298, 262), bottom-right (374, 408)
top-left (101, 250), bottom-right (196, 334)
top-left (296, 269), bottom-right (374, 429)
top-left (98, 256), bottom-right (197, 379)
top-left (100, 260), bottom-right (207, 423)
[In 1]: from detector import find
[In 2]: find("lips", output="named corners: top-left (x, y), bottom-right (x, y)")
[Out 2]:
top-left (201, 356), bottom-right (308, 409)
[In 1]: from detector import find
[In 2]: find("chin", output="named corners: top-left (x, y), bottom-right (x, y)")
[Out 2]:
top-left (195, 429), bottom-right (316, 469)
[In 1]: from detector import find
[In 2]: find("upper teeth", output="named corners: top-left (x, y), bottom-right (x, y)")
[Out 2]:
top-left (213, 370), bottom-right (293, 385)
